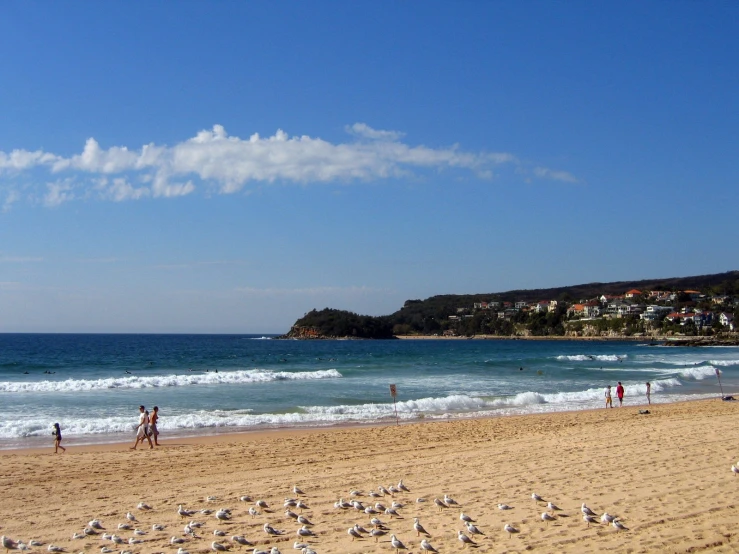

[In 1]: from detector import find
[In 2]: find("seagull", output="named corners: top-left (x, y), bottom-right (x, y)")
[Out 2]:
top-left (252, 549), bottom-right (268, 554)
top-left (176, 549), bottom-right (189, 554)
top-left (612, 520), bottom-right (628, 531)
top-left (416, 498), bottom-right (427, 503)
top-left (201, 509), bottom-right (214, 515)
top-left (293, 485), bottom-right (305, 496)
top-left (379, 485), bottom-right (392, 496)
top-left (248, 507), bottom-right (259, 519)
top-left (100, 548), bottom-right (113, 554)
top-left (72, 533), bottom-right (85, 540)
top-left (83, 527), bottom-right (97, 536)
top-left (301, 549), bottom-right (316, 554)
top-left (239, 495), bottom-right (252, 502)
top-left (347, 527), bottom-right (363, 542)
top-left (296, 526), bottom-right (314, 538)
top-left (231, 536), bottom-right (252, 548)
top-left (531, 493), bottom-right (543, 502)
top-left (100, 533), bottom-right (113, 541)
top-left (398, 480), bottom-right (410, 492)
top-left (296, 515), bottom-right (312, 526)
top-left (269, 548), bottom-right (281, 554)
top-left (443, 494), bottom-right (458, 506)
top-left (352, 500), bottom-right (364, 511)
top-left (47, 545), bottom-right (65, 552)
top-left (504, 523), bottom-right (518, 537)
top-left (350, 490), bottom-right (362, 497)
top-left (334, 498), bottom-right (351, 510)
top-left (207, 496), bottom-right (219, 502)
top-left (547, 502), bottom-right (560, 511)
top-left (292, 542), bottom-right (309, 550)
top-left (296, 500), bottom-right (309, 512)
top-left (110, 536), bottom-right (124, 545)
top-left (601, 512), bottom-right (615, 524)
top-left (214, 530), bottom-right (226, 537)
top-left (385, 507), bottom-right (401, 518)
top-left (184, 524), bottom-right (196, 537)
top-left (466, 522), bottom-right (484, 536)
top-left (263, 524), bottom-right (282, 536)
top-left (15, 543), bottom-right (28, 553)
top-left (541, 512), bottom-right (556, 525)
top-left (133, 529), bottom-right (146, 536)
top-left (369, 490), bottom-right (381, 498)
top-left (353, 524), bottom-right (369, 535)
top-left (255, 500), bottom-right (269, 509)
top-left (126, 512), bottom-right (137, 522)
top-left (433, 498), bottom-right (448, 512)
top-left (390, 534), bottom-right (406, 553)
top-left (732, 465), bottom-right (739, 476)
top-left (583, 514), bottom-right (598, 527)
top-left (178, 505), bottom-right (195, 518)
top-left (370, 529), bottom-right (387, 542)
top-left (137, 502), bottom-right (152, 510)
top-left (285, 509), bottom-right (299, 520)
top-left (364, 506), bottom-right (378, 515)
top-left (457, 531), bottom-right (476, 549)
top-left (420, 539), bottom-right (438, 553)
top-left (117, 524), bottom-right (132, 531)
top-left (89, 520), bottom-right (105, 530)
top-left (413, 518), bottom-right (430, 537)
top-left (128, 538), bottom-right (142, 545)
top-left (498, 503), bottom-right (512, 510)
top-left (170, 537), bottom-right (186, 545)
top-left (215, 509), bottom-right (231, 521)
top-left (460, 512), bottom-right (475, 523)
top-left (392, 501), bottom-right (404, 509)
top-left (370, 517), bottom-right (384, 528)
top-left (211, 541), bottom-right (230, 552)
top-left (28, 541), bottom-right (43, 547)
top-left (581, 503), bottom-right (596, 516)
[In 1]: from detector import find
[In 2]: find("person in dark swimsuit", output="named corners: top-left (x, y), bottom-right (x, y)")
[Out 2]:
top-left (53, 422), bottom-right (66, 454)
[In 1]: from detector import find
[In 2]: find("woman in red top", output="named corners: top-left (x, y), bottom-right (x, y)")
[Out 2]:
top-left (616, 382), bottom-right (625, 407)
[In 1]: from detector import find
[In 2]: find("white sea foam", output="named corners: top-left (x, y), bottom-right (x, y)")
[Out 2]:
top-left (0, 369), bottom-right (342, 393)
top-left (0, 376), bottom-right (695, 441)
top-left (556, 354), bottom-right (627, 362)
top-left (710, 359), bottom-right (739, 366)
top-left (679, 366), bottom-right (719, 380)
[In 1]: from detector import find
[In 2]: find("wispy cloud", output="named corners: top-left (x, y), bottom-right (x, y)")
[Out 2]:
top-left (0, 123), bottom-right (578, 206)
top-left (0, 256), bottom-right (43, 263)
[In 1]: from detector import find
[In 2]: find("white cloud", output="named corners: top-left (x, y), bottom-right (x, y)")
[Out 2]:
top-left (533, 166), bottom-right (579, 183)
top-left (43, 180), bottom-right (75, 207)
top-left (0, 124), bottom-right (577, 205)
top-left (2, 190), bottom-right (20, 213)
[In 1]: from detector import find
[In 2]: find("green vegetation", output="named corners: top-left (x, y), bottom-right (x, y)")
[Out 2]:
top-left (283, 271), bottom-right (738, 339)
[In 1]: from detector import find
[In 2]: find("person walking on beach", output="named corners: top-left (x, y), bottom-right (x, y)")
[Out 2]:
top-left (605, 385), bottom-right (613, 408)
top-left (646, 382), bottom-right (651, 405)
top-left (131, 405), bottom-right (153, 450)
top-left (616, 382), bottom-right (625, 407)
top-left (149, 406), bottom-right (160, 446)
top-left (52, 422), bottom-right (66, 454)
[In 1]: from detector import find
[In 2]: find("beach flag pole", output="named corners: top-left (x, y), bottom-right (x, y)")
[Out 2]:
top-left (389, 384), bottom-right (399, 426)
top-left (715, 368), bottom-right (725, 398)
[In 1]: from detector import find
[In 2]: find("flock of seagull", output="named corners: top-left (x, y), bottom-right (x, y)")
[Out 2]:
top-left (0, 479), bottom-right (642, 554)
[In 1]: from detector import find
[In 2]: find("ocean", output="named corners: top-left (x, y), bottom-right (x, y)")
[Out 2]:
top-left (1, 334), bottom-right (737, 450)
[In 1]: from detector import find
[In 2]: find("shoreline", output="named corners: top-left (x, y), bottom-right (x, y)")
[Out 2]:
top-left (2, 397), bottom-right (739, 553)
top-left (2, 393), bottom-right (729, 456)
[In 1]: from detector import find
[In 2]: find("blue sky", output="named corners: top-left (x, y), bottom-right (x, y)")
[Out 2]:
top-left (0, 2), bottom-right (737, 333)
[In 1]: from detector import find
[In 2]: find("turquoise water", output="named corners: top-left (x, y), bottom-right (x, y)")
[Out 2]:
top-left (1, 334), bottom-right (737, 449)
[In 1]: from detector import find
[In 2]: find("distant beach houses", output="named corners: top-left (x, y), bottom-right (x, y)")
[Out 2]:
top-left (462, 288), bottom-right (737, 336)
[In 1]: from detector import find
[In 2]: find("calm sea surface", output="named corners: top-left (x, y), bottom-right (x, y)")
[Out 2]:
top-left (1, 334), bottom-right (737, 449)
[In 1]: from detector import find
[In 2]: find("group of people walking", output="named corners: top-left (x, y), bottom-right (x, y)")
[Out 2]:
top-left (131, 405), bottom-right (160, 449)
top-left (605, 381), bottom-right (651, 408)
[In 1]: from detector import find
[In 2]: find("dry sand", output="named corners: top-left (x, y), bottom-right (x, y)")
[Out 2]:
top-left (2, 399), bottom-right (739, 553)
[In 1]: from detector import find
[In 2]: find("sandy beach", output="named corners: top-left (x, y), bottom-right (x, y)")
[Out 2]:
top-left (2, 399), bottom-right (739, 554)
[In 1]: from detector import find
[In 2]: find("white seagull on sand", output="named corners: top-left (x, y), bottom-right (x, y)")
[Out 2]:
top-left (531, 493), bottom-right (543, 502)
top-left (583, 514), bottom-right (598, 527)
top-left (498, 503), bottom-right (512, 510)
top-left (443, 494), bottom-right (458, 505)
top-left (504, 523), bottom-right (518, 537)
top-left (293, 485), bottom-right (305, 496)
top-left (541, 512), bottom-right (556, 525)
top-left (433, 498), bottom-right (448, 511)
top-left (347, 527), bottom-right (362, 542)
top-left (390, 535), bottom-right (406, 553)
top-left (263, 524), bottom-right (282, 536)
top-left (457, 531), bottom-right (476, 548)
top-left (211, 542), bottom-right (230, 552)
top-left (413, 518), bottom-right (430, 537)
top-left (4, 538), bottom-right (21, 551)
top-left (581, 503), bottom-right (596, 516)
top-left (601, 512), bottom-right (615, 524)
top-left (420, 539), bottom-right (438, 553)
top-left (612, 520), bottom-right (628, 531)
top-left (296, 526), bottom-right (314, 538)
top-left (398, 480), bottom-right (410, 492)
top-left (466, 522), bottom-right (484, 536)
top-left (137, 502), bottom-right (152, 510)
top-left (370, 529), bottom-right (387, 542)
top-left (232, 536), bottom-right (252, 548)
top-left (460, 512), bottom-right (475, 523)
